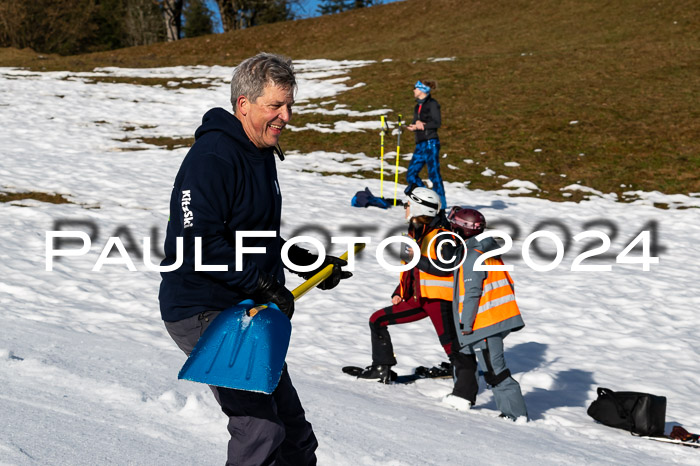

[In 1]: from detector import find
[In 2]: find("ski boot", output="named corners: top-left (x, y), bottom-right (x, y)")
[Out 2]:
top-left (498, 413), bottom-right (528, 422)
top-left (357, 364), bottom-right (397, 384)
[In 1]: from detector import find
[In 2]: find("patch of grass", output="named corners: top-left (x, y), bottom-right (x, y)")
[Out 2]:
top-left (2, 0), bottom-right (698, 203)
top-left (0, 191), bottom-right (72, 204)
top-left (121, 124), bottom-right (158, 132)
top-left (78, 76), bottom-right (219, 89)
top-left (0, 47), bottom-right (57, 67)
top-left (559, 191), bottom-right (590, 203)
top-left (139, 136), bottom-right (194, 150)
top-left (117, 135), bottom-right (194, 150)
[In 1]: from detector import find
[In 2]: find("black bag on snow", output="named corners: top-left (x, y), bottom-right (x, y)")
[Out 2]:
top-left (587, 387), bottom-right (666, 437)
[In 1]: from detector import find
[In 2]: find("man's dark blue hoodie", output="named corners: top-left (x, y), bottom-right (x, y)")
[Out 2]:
top-left (159, 108), bottom-right (285, 322)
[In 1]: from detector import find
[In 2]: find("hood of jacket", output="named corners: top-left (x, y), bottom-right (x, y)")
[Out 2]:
top-left (194, 107), bottom-right (273, 158)
top-left (465, 235), bottom-right (500, 255)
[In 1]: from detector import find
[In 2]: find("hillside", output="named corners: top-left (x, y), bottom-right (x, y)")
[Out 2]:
top-left (2, 0), bottom-right (698, 203)
top-left (2, 57), bottom-right (700, 463)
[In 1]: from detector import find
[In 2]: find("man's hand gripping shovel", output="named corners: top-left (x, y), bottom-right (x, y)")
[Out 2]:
top-left (178, 243), bottom-right (365, 394)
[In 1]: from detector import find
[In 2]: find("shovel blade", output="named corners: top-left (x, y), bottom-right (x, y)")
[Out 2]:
top-left (178, 300), bottom-right (292, 394)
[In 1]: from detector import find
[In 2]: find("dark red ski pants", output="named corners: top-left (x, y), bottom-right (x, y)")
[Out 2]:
top-left (368, 297), bottom-right (479, 403)
top-left (369, 297), bottom-right (455, 365)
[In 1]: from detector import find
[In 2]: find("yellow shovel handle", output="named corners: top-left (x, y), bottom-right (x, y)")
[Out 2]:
top-left (291, 243), bottom-right (366, 300)
top-left (248, 243), bottom-right (366, 317)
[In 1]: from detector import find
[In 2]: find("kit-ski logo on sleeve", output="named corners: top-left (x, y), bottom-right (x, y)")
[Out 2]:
top-left (181, 190), bottom-right (194, 228)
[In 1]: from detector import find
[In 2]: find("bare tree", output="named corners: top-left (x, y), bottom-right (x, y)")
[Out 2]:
top-left (125, 0), bottom-right (166, 46)
top-left (214, 0), bottom-right (238, 31)
top-left (160, 0), bottom-right (183, 40)
top-left (0, 0), bottom-right (95, 54)
top-left (213, 0), bottom-right (295, 32)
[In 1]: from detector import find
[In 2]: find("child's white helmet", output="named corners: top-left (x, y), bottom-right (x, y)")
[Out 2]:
top-left (406, 187), bottom-right (440, 218)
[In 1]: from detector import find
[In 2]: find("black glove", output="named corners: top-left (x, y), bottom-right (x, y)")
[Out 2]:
top-left (256, 271), bottom-right (295, 319)
top-left (285, 243), bottom-right (352, 291)
top-left (299, 255), bottom-right (352, 290)
top-left (399, 242), bottom-right (415, 263)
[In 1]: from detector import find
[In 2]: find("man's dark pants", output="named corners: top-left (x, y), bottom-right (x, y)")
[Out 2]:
top-left (165, 310), bottom-right (318, 466)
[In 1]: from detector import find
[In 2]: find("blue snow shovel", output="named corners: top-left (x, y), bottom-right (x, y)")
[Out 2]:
top-left (178, 244), bottom-right (365, 394)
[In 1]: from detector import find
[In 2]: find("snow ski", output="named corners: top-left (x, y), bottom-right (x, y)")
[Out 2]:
top-left (342, 362), bottom-right (453, 384)
top-left (641, 426), bottom-right (700, 448)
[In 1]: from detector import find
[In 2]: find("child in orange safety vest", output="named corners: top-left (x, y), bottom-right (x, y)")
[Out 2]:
top-left (444, 207), bottom-right (529, 421)
top-left (354, 188), bottom-right (479, 389)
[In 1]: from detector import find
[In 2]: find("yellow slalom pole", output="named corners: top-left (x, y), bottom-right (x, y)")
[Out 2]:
top-left (393, 114), bottom-right (403, 206)
top-left (379, 115), bottom-right (386, 199)
top-left (291, 243), bottom-right (366, 300)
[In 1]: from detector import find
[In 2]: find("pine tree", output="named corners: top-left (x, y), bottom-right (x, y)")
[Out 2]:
top-left (213, 0), bottom-right (296, 31)
top-left (249, 0), bottom-right (294, 27)
top-left (317, 0), bottom-right (377, 16)
top-left (183, 0), bottom-right (214, 38)
top-left (317, 0), bottom-right (345, 15)
top-left (89, 0), bottom-right (128, 51)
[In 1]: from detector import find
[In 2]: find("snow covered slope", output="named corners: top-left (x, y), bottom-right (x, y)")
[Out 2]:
top-left (1, 61), bottom-right (699, 465)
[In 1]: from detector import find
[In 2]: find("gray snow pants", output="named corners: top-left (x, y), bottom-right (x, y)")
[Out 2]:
top-left (165, 310), bottom-right (318, 466)
top-left (469, 332), bottom-right (529, 421)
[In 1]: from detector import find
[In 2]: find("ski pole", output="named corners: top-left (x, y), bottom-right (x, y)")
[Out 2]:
top-left (393, 114), bottom-right (403, 206)
top-left (380, 115), bottom-right (386, 198)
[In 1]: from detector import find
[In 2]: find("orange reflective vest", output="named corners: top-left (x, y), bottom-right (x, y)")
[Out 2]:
top-left (418, 228), bottom-right (454, 300)
top-left (456, 253), bottom-right (524, 345)
top-left (397, 227), bottom-right (454, 301)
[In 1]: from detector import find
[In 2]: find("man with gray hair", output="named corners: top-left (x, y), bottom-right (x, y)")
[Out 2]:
top-left (160, 52), bottom-right (349, 464)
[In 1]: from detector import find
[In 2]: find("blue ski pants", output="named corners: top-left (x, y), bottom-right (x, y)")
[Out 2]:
top-left (165, 310), bottom-right (318, 465)
top-left (466, 332), bottom-right (529, 421)
top-left (405, 138), bottom-right (447, 208)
